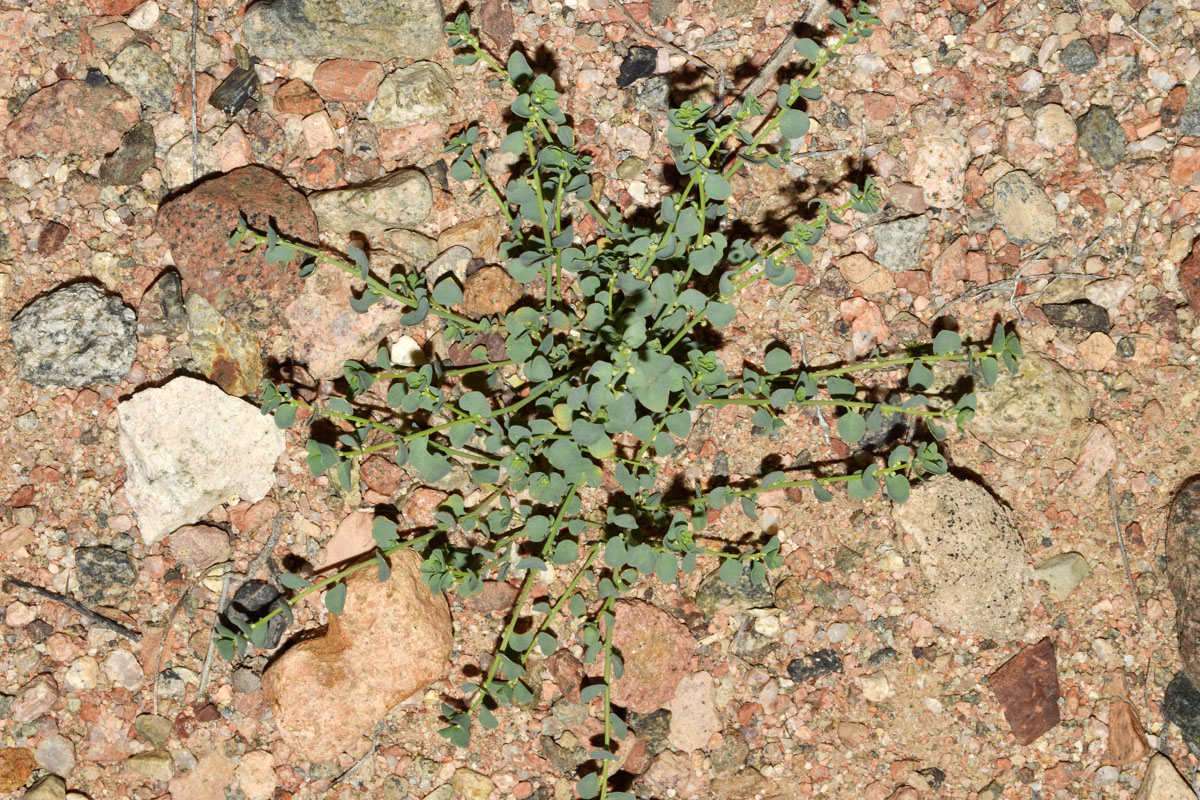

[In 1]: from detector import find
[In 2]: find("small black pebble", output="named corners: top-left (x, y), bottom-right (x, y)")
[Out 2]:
top-left (786, 649), bottom-right (842, 682)
top-left (85, 67), bottom-right (109, 88)
top-left (617, 45), bottom-right (657, 88)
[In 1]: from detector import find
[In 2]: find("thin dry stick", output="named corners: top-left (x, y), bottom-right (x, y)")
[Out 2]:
top-left (1107, 470), bottom-right (1144, 627)
top-left (609, 0), bottom-right (719, 79)
top-left (799, 337), bottom-right (832, 447)
top-left (329, 721), bottom-right (386, 788)
top-left (245, 515), bottom-right (285, 581)
top-left (152, 562), bottom-right (234, 715)
top-left (189, 0), bottom-right (199, 182)
top-left (197, 574), bottom-right (232, 698)
top-left (726, 0), bottom-right (830, 119)
top-left (3, 577), bottom-right (141, 642)
top-left (933, 271), bottom-right (1098, 318)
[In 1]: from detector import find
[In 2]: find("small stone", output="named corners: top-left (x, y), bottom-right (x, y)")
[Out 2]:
top-left (992, 171), bottom-right (1058, 245)
top-left (6, 80), bottom-right (140, 157)
top-left (610, 599), bottom-right (695, 713)
top-left (909, 130), bottom-right (969, 208)
top-left (694, 562), bottom-right (774, 616)
top-left (956, 352), bottom-right (1091, 441)
top-left (437, 217), bottom-right (503, 261)
top-left (871, 215), bottom-right (929, 272)
top-left (126, 1), bottom-right (160, 30)
top-left (618, 46), bottom-right (657, 88)
top-left (272, 79), bottom-right (323, 115)
top-left (617, 156), bottom-right (646, 179)
top-left (478, 0), bottom-right (516, 49)
top-left (1137, 0), bottom-right (1175, 35)
top-left (128, 750), bottom-right (174, 781)
top-left (168, 748), bottom-right (236, 800)
top-left (1077, 332), bottom-right (1117, 371)
top-left (75, 546), bottom-right (137, 605)
top-left (1165, 671), bottom-right (1200, 756)
top-left (1034, 552), bottom-right (1090, 601)
top-left (787, 650), bottom-right (843, 683)
top-left (1162, 85), bottom-right (1188, 129)
top-left (103, 648), bottom-right (143, 691)
top-left (1108, 698), bottom-right (1151, 766)
top-left (989, 638), bottom-right (1061, 745)
top-left (34, 735), bottom-right (75, 777)
top-left (235, 750), bottom-right (277, 800)
top-left (37, 221), bottom-right (69, 256)
top-left (225, 581), bottom-right (287, 650)
top-left (452, 769), bottom-right (494, 800)
top-left (109, 42), bottom-right (175, 111)
top-left (231, 668), bottom-right (262, 694)
top-left (709, 730), bottom-right (749, 774)
top-left (838, 253), bottom-right (895, 295)
top-left (1135, 753), bottom-right (1197, 799)
top-left (1179, 83), bottom-right (1200, 137)
top-left (1178, 241), bottom-right (1200, 314)
top-left (361, 456), bottom-right (405, 496)
top-left (10, 283), bottom-right (136, 387)
top-left (860, 673), bottom-right (891, 702)
top-left (545, 650), bottom-right (585, 703)
top-left (1077, 106), bottom-right (1126, 170)
top-left (168, 525), bottom-right (232, 573)
top-left (1041, 302), bottom-right (1109, 332)
top-left (312, 59), bottom-right (385, 103)
top-left (0, 749), bottom-right (35, 793)
top-left (1035, 104), bottom-right (1077, 149)
top-left (184, 292), bottom-right (264, 398)
top-left (134, 714), bottom-right (172, 748)
top-left (629, 709), bottom-right (672, 755)
top-left (137, 270), bottom-right (187, 339)
top-left (64, 657), bottom-right (100, 692)
top-left (309, 169), bottom-right (432, 236)
top-left (666, 672), bottom-right (720, 752)
top-left (383, 229), bottom-right (439, 267)
top-left (21, 775), bottom-right (66, 800)
top-left (460, 266), bottom-right (522, 317)
top-left (368, 62), bottom-right (454, 127)
top-left (837, 721), bottom-right (871, 748)
top-left (1059, 39), bottom-right (1099, 74)
top-left (208, 64), bottom-right (259, 115)
top-left (12, 675), bottom-right (58, 723)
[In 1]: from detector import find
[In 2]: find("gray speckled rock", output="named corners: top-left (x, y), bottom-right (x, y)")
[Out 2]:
top-left (11, 283), bottom-right (136, 387)
top-left (242, 0), bottom-right (445, 62)
top-left (1164, 671), bottom-right (1200, 757)
top-left (1059, 39), bottom-right (1098, 74)
top-left (75, 546), bottom-right (137, 605)
top-left (367, 62), bottom-right (455, 128)
top-left (108, 42), bottom-right (175, 111)
top-left (892, 476), bottom-right (1031, 640)
top-left (1077, 106), bottom-right (1126, 170)
top-left (1137, 0), bottom-right (1175, 35)
top-left (871, 214), bottom-right (929, 273)
top-left (694, 562), bottom-right (774, 616)
top-left (308, 168), bottom-right (432, 236)
top-left (1181, 81), bottom-right (1200, 138)
top-left (992, 171), bottom-right (1058, 245)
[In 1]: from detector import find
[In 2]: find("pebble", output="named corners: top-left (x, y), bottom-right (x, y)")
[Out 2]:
top-left (75, 546), bottom-right (137, 604)
top-left (312, 59), bottom-right (385, 103)
top-left (963, 353), bottom-right (1091, 440)
top-left (1034, 552), bottom-right (1090, 601)
top-left (1077, 331), bottom-right (1117, 371)
top-left (1137, 0), bottom-right (1175, 34)
top-left (838, 253), bottom-right (895, 295)
top-left (989, 638), bottom-right (1061, 745)
top-left (860, 673), bottom-right (891, 702)
top-left (234, 750), bottom-right (277, 800)
top-left (6, 80), bottom-right (140, 157)
top-left (10, 283), bottom-right (136, 387)
top-left (309, 168), bottom-right (433, 236)
top-left (243, 0), bottom-right (443, 61)
top-left (183, 291), bottom-right (263, 398)
top-left (126, 0), bottom-right (160, 30)
top-left (368, 63), bottom-right (455, 127)
top-left (102, 648), bottom-right (143, 691)
top-left (134, 714), bottom-right (172, 748)
top-left (34, 735), bottom-right (75, 776)
top-left (872, 214), bottom-right (929, 273)
top-left (167, 525), bottom-right (233, 573)
top-left (666, 672), bottom-right (721, 752)
top-left (694, 562), bottom-right (774, 616)
top-left (127, 750), bottom-right (175, 781)
top-left (451, 769), bottom-right (494, 800)
top-left (787, 650), bottom-right (843, 682)
top-left (1034, 104), bottom-right (1077, 149)
top-left (1136, 753), bottom-right (1196, 799)
top-left (1077, 106), bottom-right (1127, 169)
top-left (1107, 698), bottom-right (1151, 766)
top-left (0, 749), bottom-right (35, 793)
top-left (108, 42), bottom-right (175, 111)
top-left (12, 675), bottom-right (59, 723)
top-left (21, 776), bottom-right (66, 800)
top-left (610, 599), bottom-right (696, 712)
top-left (64, 657), bottom-right (99, 692)
top-left (1041, 301), bottom-right (1110, 332)
top-left (991, 171), bottom-right (1058, 245)
top-left (1059, 39), bottom-right (1099, 74)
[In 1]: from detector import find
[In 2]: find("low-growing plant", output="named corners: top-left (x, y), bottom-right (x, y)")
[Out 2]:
top-left (217, 7), bottom-right (1021, 797)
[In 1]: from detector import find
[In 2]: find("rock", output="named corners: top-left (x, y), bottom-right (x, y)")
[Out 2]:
top-left (367, 62), bottom-right (454, 127)
top-left (156, 166), bottom-right (318, 336)
top-left (263, 550), bottom-right (452, 762)
top-left (383, 228), bottom-right (439, 266)
top-left (546, 650), bottom-right (585, 703)
top-left (694, 561), bottom-right (774, 616)
top-left (425, 245), bottom-right (473, 286)
top-left (208, 65), bottom-right (259, 116)
top-left (12, 675), bottom-right (58, 723)
top-left (667, 672), bottom-right (720, 752)
top-left (10, 283), bottom-right (136, 387)
top-left (641, 750), bottom-right (711, 799)
top-left (1059, 38), bottom-right (1098, 74)
top-left (1034, 552), bottom-right (1090, 601)
top-left (160, 124), bottom-right (253, 189)
top-left (838, 253), bottom-right (895, 295)
top-left (460, 266), bottom-right (521, 317)
top-left (1063, 424), bottom-right (1116, 494)
top-left (232, 668), bottom-right (262, 694)
top-left (21, 776), bottom-right (65, 800)
top-left (1137, 0), bottom-right (1175, 35)
top-left (891, 476), bottom-right (1031, 640)
top-left (6, 80), bottom-right (140, 157)
top-left (909, 130), bottom-right (969, 208)
top-left (1166, 478), bottom-right (1200, 688)
top-left (787, 650), bottom-right (843, 682)
top-left (991, 171), bottom-right (1058, 245)
top-left (871, 215), bottom-right (929, 272)
top-left (860, 673), bottom-right (891, 702)
top-left (312, 59), bottom-right (385, 103)
top-left (323, 511), bottom-right (376, 567)
top-left (167, 747), bottom-right (236, 800)
top-left (184, 292), bottom-right (264, 398)
top-left (134, 714), bottom-right (172, 748)
top-left (989, 638), bottom-right (1060, 745)
top-left (308, 169), bottom-right (432, 236)
top-left (127, 1), bottom-right (160, 30)
top-left (75, 546), bottom-right (137, 604)
top-left (242, 0), bottom-right (444, 62)
top-left (117, 376), bottom-right (285, 544)
top-left (103, 648), bottom-right (144, 690)
top-left (437, 217), bottom-right (503, 261)
top-left (137, 270), bottom-right (187, 339)
top-left (1180, 82), bottom-right (1200, 137)
top-left (64, 657), bottom-right (100, 692)
top-left (628, 708), bottom-right (672, 756)
top-left (1034, 104), bottom-right (1077, 149)
top-left (1178, 241), bottom-right (1200, 315)
top-left (108, 42), bottom-right (175, 111)
top-left (272, 79), bottom-right (324, 115)
top-left (234, 750), bottom-right (277, 800)
top-left (1108, 698), bottom-right (1151, 766)
top-left (1041, 301), bottom-right (1110, 332)
top-left (961, 352), bottom-right (1091, 440)
top-left (610, 599), bottom-right (695, 713)
top-left (0, 748), bottom-right (35, 793)
top-left (1077, 106), bottom-right (1126, 170)
top-left (225, 581), bottom-right (288, 649)
top-left (1136, 753), bottom-right (1197, 799)
top-left (478, 0), bottom-right (515, 49)
top-left (452, 769), bottom-right (494, 800)
top-left (37, 221), bottom-right (69, 256)
top-left (361, 456), bottom-right (406, 496)
top-left (167, 524), bottom-right (232, 573)
top-left (127, 750), bottom-right (174, 781)
top-left (1085, 276), bottom-right (1135, 313)
top-left (618, 46), bottom-right (658, 88)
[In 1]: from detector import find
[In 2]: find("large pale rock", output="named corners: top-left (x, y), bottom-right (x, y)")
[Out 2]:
top-left (945, 352), bottom-right (1090, 441)
top-left (308, 168), bottom-right (432, 236)
top-left (991, 170), bottom-right (1058, 245)
top-left (892, 476), bottom-right (1031, 640)
top-left (1136, 754), bottom-right (1198, 800)
top-left (242, 0), bottom-right (445, 62)
top-left (117, 377), bottom-right (284, 544)
top-left (10, 283), bottom-right (136, 387)
top-left (908, 128), bottom-right (969, 208)
top-left (262, 550), bottom-right (451, 761)
top-left (609, 600), bottom-right (696, 713)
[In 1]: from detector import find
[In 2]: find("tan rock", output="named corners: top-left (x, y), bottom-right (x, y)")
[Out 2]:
top-left (168, 748), bottom-right (235, 800)
top-left (127, 750), bottom-right (174, 781)
top-left (1108, 698), bottom-right (1151, 766)
top-left (168, 524), bottom-right (232, 572)
top-left (322, 511), bottom-right (375, 568)
top-left (234, 750), bottom-right (277, 800)
top-left (838, 253), bottom-right (895, 295)
top-left (0, 748), bottom-right (34, 793)
top-left (1135, 754), bottom-right (1198, 799)
top-left (437, 217), bottom-right (503, 261)
top-left (460, 266), bottom-right (522, 318)
top-left (262, 550), bottom-right (452, 761)
top-left (1063, 424), bottom-right (1116, 496)
top-left (959, 352), bottom-right (1091, 441)
top-left (1078, 331), bottom-right (1116, 370)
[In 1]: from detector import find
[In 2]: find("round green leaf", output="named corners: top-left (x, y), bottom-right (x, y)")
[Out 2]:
top-left (837, 411), bottom-right (866, 444)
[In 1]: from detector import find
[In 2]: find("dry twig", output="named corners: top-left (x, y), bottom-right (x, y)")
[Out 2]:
top-left (189, 0), bottom-right (199, 182)
top-left (609, 0), bottom-right (719, 80)
top-left (330, 721), bottom-right (387, 788)
top-left (151, 561), bottom-right (234, 715)
top-left (1107, 470), bottom-right (1144, 627)
top-left (197, 574), bottom-right (232, 698)
top-left (3, 577), bottom-right (141, 642)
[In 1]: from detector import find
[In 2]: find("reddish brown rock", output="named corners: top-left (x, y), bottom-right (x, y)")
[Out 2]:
top-left (1179, 242), bottom-right (1200, 315)
top-left (460, 266), bottom-right (522, 318)
top-left (610, 599), bottom-right (696, 713)
top-left (1162, 85), bottom-right (1188, 129)
top-left (402, 487), bottom-right (448, 528)
top-left (272, 79), bottom-right (324, 116)
top-left (361, 455), bottom-right (405, 496)
top-left (464, 580), bottom-right (520, 615)
top-left (38, 221), bottom-right (69, 255)
top-left (312, 60), bottom-right (385, 103)
top-left (989, 638), bottom-right (1061, 745)
top-left (1167, 478), bottom-right (1200, 685)
top-left (1107, 698), bottom-right (1151, 766)
top-left (6, 80), bottom-right (140, 157)
top-left (167, 524), bottom-right (232, 573)
top-left (546, 650), bottom-right (586, 703)
top-left (479, 0), bottom-right (516, 51)
top-left (0, 748), bottom-right (35, 793)
top-left (156, 165), bottom-right (318, 336)
top-left (1171, 146), bottom-right (1200, 188)
top-left (263, 551), bottom-right (452, 762)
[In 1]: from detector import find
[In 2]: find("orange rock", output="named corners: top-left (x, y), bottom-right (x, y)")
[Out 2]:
top-left (1107, 698), bottom-right (1151, 765)
top-left (460, 266), bottom-right (522, 318)
top-left (312, 59), bottom-right (384, 103)
top-left (0, 748), bottom-right (34, 793)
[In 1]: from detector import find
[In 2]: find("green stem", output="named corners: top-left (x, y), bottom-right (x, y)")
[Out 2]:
top-left (445, 359), bottom-right (515, 378)
top-left (468, 152), bottom-right (515, 226)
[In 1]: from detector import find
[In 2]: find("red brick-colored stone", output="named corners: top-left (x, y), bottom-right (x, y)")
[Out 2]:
top-left (6, 80), bottom-right (140, 157)
top-left (272, 79), bottom-right (324, 116)
top-left (38, 221), bottom-right (69, 255)
top-left (546, 650), bottom-right (585, 703)
top-left (609, 599), bottom-right (696, 713)
top-left (84, 0), bottom-right (140, 13)
top-left (1162, 84), bottom-right (1187, 129)
top-left (479, 0), bottom-right (516, 50)
top-left (312, 59), bottom-right (384, 103)
top-left (1171, 146), bottom-right (1200, 188)
top-left (989, 637), bottom-right (1061, 745)
top-left (1179, 240), bottom-right (1200, 315)
top-left (361, 455), bottom-right (405, 497)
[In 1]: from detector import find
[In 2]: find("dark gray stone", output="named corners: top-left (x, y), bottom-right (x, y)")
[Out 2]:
top-left (1059, 39), bottom-right (1098, 75)
top-left (75, 546), bottom-right (137, 604)
top-left (628, 708), bottom-right (671, 755)
top-left (100, 121), bottom-right (156, 186)
top-left (223, 580), bottom-right (287, 649)
top-left (137, 270), bottom-right (187, 339)
top-left (867, 647), bottom-right (898, 667)
top-left (1076, 106), bottom-right (1126, 170)
top-left (538, 735), bottom-right (587, 773)
top-left (694, 561), bottom-right (774, 616)
top-left (786, 649), bottom-right (842, 682)
top-left (11, 283), bottom-right (137, 387)
top-left (618, 45), bottom-right (657, 88)
top-left (1041, 302), bottom-right (1111, 332)
top-left (208, 64), bottom-right (259, 115)
top-left (1165, 671), bottom-right (1200, 756)
top-left (1180, 81), bottom-right (1200, 137)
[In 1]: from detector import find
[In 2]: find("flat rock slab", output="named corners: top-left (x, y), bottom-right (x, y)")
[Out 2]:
top-left (263, 550), bottom-right (451, 762)
top-left (6, 80), bottom-right (140, 157)
top-left (961, 352), bottom-right (1091, 441)
top-left (10, 282), bottom-right (136, 387)
top-left (1135, 754), bottom-right (1199, 800)
top-left (609, 599), bottom-right (696, 713)
top-left (117, 377), bottom-right (284, 544)
top-left (242, 0), bottom-right (445, 62)
top-left (989, 638), bottom-right (1061, 745)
